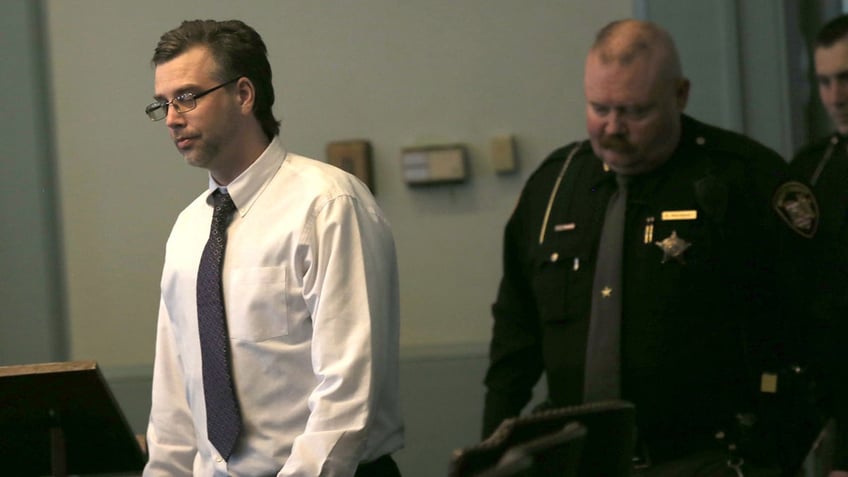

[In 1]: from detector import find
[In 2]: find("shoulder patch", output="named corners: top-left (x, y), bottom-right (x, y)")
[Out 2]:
top-left (773, 181), bottom-right (818, 238)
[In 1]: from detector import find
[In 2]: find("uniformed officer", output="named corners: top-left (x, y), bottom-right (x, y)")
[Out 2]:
top-left (789, 13), bottom-right (848, 477)
top-left (483, 19), bottom-right (820, 476)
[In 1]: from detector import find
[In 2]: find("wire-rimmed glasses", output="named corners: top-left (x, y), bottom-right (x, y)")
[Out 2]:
top-left (145, 76), bottom-right (241, 121)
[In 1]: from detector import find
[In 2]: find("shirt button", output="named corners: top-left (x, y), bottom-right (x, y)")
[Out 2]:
top-left (550, 252), bottom-right (559, 262)
top-left (696, 136), bottom-right (706, 145)
top-left (216, 455), bottom-right (223, 463)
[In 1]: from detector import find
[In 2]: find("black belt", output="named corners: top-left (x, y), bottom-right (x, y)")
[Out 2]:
top-left (632, 431), bottom-right (723, 470)
top-left (632, 431), bottom-right (784, 474)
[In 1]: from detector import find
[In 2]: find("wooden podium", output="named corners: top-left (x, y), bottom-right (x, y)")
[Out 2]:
top-left (0, 360), bottom-right (146, 476)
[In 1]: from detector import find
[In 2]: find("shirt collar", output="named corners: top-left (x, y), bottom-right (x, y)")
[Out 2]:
top-left (205, 136), bottom-right (287, 216)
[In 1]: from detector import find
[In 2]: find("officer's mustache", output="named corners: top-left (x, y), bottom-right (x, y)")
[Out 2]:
top-left (600, 135), bottom-right (636, 153)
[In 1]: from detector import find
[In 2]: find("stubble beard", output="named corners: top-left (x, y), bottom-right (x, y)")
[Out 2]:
top-left (182, 136), bottom-right (222, 171)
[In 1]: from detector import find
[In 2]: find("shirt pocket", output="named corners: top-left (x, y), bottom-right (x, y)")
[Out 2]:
top-left (530, 241), bottom-right (589, 325)
top-left (226, 266), bottom-right (289, 341)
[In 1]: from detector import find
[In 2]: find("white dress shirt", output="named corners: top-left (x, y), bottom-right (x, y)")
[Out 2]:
top-left (144, 137), bottom-right (404, 477)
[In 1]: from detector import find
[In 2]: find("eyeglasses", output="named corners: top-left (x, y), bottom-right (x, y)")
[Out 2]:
top-left (145, 76), bottom-right (241, 121)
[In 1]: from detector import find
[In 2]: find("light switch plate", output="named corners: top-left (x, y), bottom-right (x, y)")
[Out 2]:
top-left (490, 134), bottom-right (517, 173)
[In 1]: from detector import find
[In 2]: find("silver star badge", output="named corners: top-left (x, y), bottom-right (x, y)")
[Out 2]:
top-left (654, 230), bottom-right (691, 264)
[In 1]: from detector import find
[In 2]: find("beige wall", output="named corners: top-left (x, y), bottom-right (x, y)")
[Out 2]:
top-left (45, 0), bottom-right (632, 367)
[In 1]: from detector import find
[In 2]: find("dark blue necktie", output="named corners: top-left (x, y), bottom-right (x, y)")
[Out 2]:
top-left (197, 190), bottom-right (242, 460)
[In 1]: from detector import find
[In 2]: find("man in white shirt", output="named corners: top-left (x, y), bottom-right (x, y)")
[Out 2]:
top-left (142, 19), bottom-right (403, 477)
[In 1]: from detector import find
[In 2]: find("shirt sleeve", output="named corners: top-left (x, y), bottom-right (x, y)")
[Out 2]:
top-left (483, 199), bottom-right (545, 438)
top-left (143, 298), bottom-right (198, 477)
top-left (278, 195), bottom-right (399, 477)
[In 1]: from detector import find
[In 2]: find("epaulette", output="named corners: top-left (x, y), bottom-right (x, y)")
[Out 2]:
top-left (682, 116), bottom-right (784, 167)
top-left (539, 140), bottom-right (588, 166)
top-left (527, 140), bottom-right (591, 184)
top-left (682, 116), bottom-right (819, 239)
top-left (792, 133), bottom-right (837, 161)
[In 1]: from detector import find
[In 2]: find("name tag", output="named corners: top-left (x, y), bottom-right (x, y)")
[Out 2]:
top-left (554, 223), bottom-right (576, 232)
top-left (760, 372), bottom-right (778, 393)
top-left (661, 210), bottom-right (698, 221)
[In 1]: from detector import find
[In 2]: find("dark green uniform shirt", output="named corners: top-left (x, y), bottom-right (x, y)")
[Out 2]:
top-left (791, 135), bottom-right (848, 471)
top-left (485, 115), bottom-right (818, 470)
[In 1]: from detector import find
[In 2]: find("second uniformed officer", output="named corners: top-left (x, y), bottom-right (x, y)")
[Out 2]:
top-left (789, 14), bottom-right (848, 477)
top-left (483, 19), bottom-right (820, 476)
